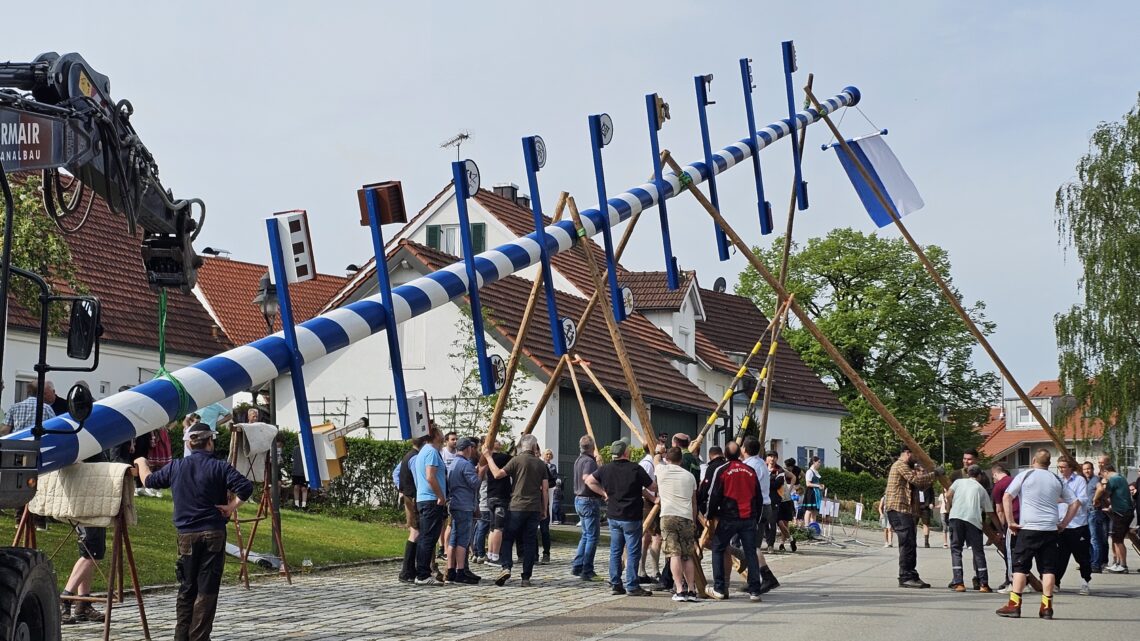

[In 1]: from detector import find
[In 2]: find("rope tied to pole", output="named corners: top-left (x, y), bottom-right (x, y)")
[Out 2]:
top-left (154, 289), bottom-right (191, 419)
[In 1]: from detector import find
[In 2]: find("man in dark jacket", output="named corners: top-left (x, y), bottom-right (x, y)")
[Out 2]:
top-left (137, 423), bottom-right (253, 641)
top-left (705, 441), bottom-right (763, 601)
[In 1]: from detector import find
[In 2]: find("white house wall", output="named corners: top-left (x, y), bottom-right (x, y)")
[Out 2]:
top-left (2, 331), bottom-right (210, 411)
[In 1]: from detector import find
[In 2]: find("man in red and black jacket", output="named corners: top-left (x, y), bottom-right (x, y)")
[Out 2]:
top-left (705, 441), bottom-right (763, 601)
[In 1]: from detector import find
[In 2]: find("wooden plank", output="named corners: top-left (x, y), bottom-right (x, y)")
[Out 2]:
top-left (575, 358), bottom-right (646, 448)
top-left (566, 358), bottom-right (597, 446)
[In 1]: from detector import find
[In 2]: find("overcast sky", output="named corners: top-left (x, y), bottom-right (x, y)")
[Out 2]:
top-left (7, 1), bottom-right (1139, 394)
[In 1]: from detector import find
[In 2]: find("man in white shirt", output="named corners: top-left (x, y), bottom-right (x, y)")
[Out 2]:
top-left (996, 449), bottom-right (1080, 620)
top-left (742, 437), bottom-right (780, 594)
top-left (656, 447), bottom-right (699, 602)
top-left (1054, 457), bottom-right (1092, 595)
top-left (638, 444), bottom-right (664, 583)
top-left (945, 464), bottom-right (996, 592)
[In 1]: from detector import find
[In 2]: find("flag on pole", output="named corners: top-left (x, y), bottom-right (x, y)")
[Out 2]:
top-left (832, 134), bottom-right (923, 228)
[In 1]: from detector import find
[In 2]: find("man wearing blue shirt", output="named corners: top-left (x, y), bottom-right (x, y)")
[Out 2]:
top-left (137, 422), bottom-right (253, 641)
top-left (446, 438), bottom-right (484, 584)
top-left (413, 426), bottom-right (447, 585)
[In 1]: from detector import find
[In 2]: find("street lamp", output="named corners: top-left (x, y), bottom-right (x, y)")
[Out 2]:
top-left (251, 271), bottom-right (283, 562)
top-left (253, 272), bottom-right (279, 334)
top-left (939, 405), bottom-right (949, 467)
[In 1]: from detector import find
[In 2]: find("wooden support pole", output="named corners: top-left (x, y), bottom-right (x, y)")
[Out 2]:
top-left (565, 358), bottom-right (597, 447)
top-left (688, 295), bottom-right (794, 452)
top-left (567, 196), bottom-right (657, 448)
top-left (521, 170), bottom-right (656, 434)
top-left (575, 358), bottom-right (647, 448)
top-left (483, 192), bottom-right (569, 450)
top-left (663, 154), bottom-right (943, 477)
top-left (803, 85), bottom-right (1069, 457)
top-left (757, 73), bottom-right (814, 449)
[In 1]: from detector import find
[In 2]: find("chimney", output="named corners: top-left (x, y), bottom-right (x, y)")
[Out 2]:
top-left (515, 193), bottom-right (531, 209)
top-left (492, 182), bottom-right (519, 202)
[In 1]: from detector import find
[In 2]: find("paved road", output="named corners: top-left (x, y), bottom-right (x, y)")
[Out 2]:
top-left (61, 534), bottom-right (1138, 640)
top-left (588, 541), bottom-right (1140, 641)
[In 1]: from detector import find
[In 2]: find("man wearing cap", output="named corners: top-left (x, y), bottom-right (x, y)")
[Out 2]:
top-left (445, 437), bottom-right (484, 584)
top-left (586, 439), bottom-right (657, 597)
top-left (137, 422), bottom-right (253, 641)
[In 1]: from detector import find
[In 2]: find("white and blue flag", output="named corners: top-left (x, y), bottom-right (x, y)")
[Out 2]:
top-left (832, 134), bottom-right (923, 228)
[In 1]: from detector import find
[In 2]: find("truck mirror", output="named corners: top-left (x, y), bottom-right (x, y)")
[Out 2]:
top-left (66, 382), bottom-right (94, 423)
top-left (66, 299), bottom-right (101, 360)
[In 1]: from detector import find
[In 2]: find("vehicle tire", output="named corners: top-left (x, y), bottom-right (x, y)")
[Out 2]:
top-left (0, 548), bottom-right (61, 641)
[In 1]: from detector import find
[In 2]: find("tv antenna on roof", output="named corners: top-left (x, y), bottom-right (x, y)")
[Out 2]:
top-left (440, 130), bottom-right (473, 161)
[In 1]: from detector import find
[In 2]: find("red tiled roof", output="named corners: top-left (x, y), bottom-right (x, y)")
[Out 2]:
top-left (5, 176), bottom-right (231, 358)
top-left (621, 270), bottom-right (696, 311)
top-left (696, 288), bottom-right (846, 413)
top-left (195, 257), bottom-right (349, 346)
top-left (980, 381), bottom-right (1108, 458)
top-left (1028, 380), bottom-right (1061, 398)
top-left (397, 240), bottom-right (715, 414)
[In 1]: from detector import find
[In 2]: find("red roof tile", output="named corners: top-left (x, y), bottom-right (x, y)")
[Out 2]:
top-left (1028, 380), bottom-right (1062, 398)
top-left (980, 380), bottom-right (1108, 458)
top-left (397, 240), bottom-right (715, 414)
top-left (5, 176), bottom-right (231, 358)
top-left (195, 258), bottom-right (349, 346)
top-left (696, 288), bottom-right (846, 413)
top-left (621, 270), bottom-right (696, 311)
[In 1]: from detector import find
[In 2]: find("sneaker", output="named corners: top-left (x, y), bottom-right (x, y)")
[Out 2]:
top-left (540, 552), bottom-right (550, 565)
top-left (1079, 580), bottom-right (1090, 596)
top-left (494, 569), bottom-right (511, 586)
top-left (759, 577), bottom-right (780, 594)
top-left (778, 543), bottom-right (786, 552)
top-left (790, 539), bottom-right (797, 553)
top-left (883, 542), bottom-right (892, 548)
top-left (434, 570), bottom-right (446, 583)
top-left (949, 583), bottom-right (966, 592)
top-left (899, 579), bottom-right (930, 589)
top-left (995, 601), bottom-right (1021, 618)
top-left (626, 587), bottom-right (652, 597)
top-left (749, 592), bottom-right (763, 602)
top-left (520, 579), bottom-right (533, 587)
top-left (705, 586), bottom-right (727, 600)
top-left (582, 573), bottom-right (603, 582)
top-left (671, 592), bottom-right (687, 602)
top-left (571, 567), bottom-right (582, 577)
top-left (414, 576), bottom-right (443, 586)
top-left (483, 557), bottom-right (500, 566)
top-left (1039, 604), bottom-right (1053, 620)
top-left (1106, 563), bottom-right (1127, 573)
top-left (462, 568), bottom-right (482, 583)
top-left (611, 585), bottom-right (626, 595)
top-left (684, 591), bottom-right (700, 602)
top-left (979, 584), bottom-right (993, 593)
top-left (637, 574), bottom-right (654, 584)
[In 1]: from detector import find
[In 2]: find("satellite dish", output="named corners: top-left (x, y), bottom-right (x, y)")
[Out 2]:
top-left (533, 136), bottom-right (547, 170)
top-left (713, 277), bottom-right (727, 293)
top-left (598, 113), bottom-right (614, 147)
top-left (560, 317), bottom-right (578, 351)
top-left (621, 286), bottom-right (634, 316)
top-left (463, 159), bottom-right (480, 195)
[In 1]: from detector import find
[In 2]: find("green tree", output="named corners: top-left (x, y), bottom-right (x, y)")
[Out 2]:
top-left (736, 228), bottom-right (998, 475)
top-left (1055, 95), bottom-right (1140, 454)
top-left (443, 304), bottom-right (531, 438)
top-left (3, 176), bottom-right (86, 331)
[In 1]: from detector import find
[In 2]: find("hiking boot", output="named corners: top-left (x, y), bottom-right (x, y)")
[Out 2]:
top-left (1039, 604), bottom-right (1053, 620)
top-left (949, 583), bottom-right (966, 592)
top-left (72, 603), bottom-right (105, 623)
top-left (979, 584), bottom-right (993, 593)
top-left (495, 569), bottom-right (511, 586)
top-left (995, 601), bottom-right (1021, 618)
top-left (59, 600), bottom-right (75, 625)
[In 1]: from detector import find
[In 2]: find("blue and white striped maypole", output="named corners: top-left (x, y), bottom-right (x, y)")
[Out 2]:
top-left (6, 87), bottom-right (860, 473)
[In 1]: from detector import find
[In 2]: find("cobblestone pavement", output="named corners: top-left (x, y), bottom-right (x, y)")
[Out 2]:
top-left (60, 534), bottom-right (853, 641)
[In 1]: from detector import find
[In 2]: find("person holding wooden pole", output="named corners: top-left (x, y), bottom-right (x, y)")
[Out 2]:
top-left (585, 439), bottom-right (656, 597)
top-left (656, 446), bottom-right (700, 602)
top-left (884, 445), bottom-right (944, 589)
top-left (704, 440), bottom-right (765, 601)
top-left (569, 435), bottom-right (605, 582)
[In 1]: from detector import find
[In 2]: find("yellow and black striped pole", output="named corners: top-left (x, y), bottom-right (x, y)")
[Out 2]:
top-left (735, 297), bottom-right (793, 444)
top-left (689, 294), bottom-right (793, 452)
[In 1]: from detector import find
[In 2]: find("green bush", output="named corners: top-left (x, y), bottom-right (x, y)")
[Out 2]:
top-left (817, 467), bottom-right (886, 502)
top-left (598, 444), bottom-right (646, 464)
top-left (324, 438), bottom-right (411, 508)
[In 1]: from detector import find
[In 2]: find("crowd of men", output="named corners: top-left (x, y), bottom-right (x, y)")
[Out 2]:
top-left (885, 445), bottom-right (1139, 621)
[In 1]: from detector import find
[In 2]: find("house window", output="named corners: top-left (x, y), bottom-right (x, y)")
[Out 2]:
top-left (13, 379), bottom-right (35, 402)
top-left (1015, 405), bottom-right (1034, 426)
top-left (1017, 447), bottom-right (1031, 467)
top-left (426, 223), bottom-right (485, 257)
top-left (796, 446), bottom-right (826, 468)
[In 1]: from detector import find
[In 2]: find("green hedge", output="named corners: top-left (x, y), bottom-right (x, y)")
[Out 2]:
top-left (598, 445), bottom-right (646, 464)
top-left (817, 467), bottom-right (886, 509)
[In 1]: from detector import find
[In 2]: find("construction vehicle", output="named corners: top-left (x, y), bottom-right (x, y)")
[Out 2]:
top-left (0, 52), bottom-right (204, 641)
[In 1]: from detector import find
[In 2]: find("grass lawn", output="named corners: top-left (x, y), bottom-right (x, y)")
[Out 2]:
top-left (20, 495), bottom-right (409, 592)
